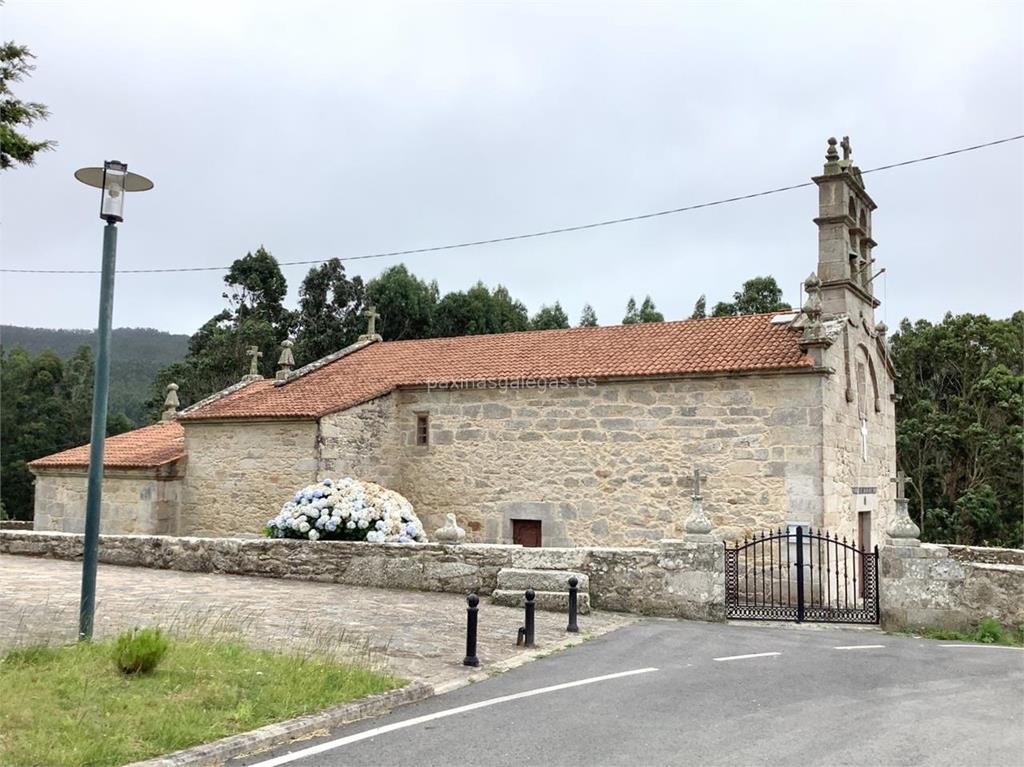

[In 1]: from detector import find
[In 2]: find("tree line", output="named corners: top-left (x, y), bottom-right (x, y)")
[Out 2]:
top-left (0, 346), bottom-right (133, 519)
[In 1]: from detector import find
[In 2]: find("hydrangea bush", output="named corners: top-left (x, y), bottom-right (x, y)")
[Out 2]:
top-left (265, 477), bottom-right (427, 543)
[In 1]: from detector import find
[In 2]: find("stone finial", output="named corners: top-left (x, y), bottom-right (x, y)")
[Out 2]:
top-left (825, 137), bottom-right (840, 162)
top-left (683, 467), bottom-right (714, 539)
top-left (161, 383), bottom-right (179, 421)
top-left (434, 512), bottom-right (466, 544)
top-left (802, 272), bottom-right (822, 319)
top-left (887, 470), bottom-right (921, 546)
top-left (358, 305), bottom-right (383, 342)
top-left (244, 345), bottom-right (263, 380)
top-left (875, 321), bottom-right (888, 337)
top-left (276, 339), bottom-right (295, 381)
top-left (799, 272), bottom-right (828, 353)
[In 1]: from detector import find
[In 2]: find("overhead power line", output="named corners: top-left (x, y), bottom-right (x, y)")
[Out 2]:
top-left (2, 134), bottom-right (1021, 276)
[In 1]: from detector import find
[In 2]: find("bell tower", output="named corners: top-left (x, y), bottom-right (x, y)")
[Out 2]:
top-left (812, 136), bottom-right (880, 320)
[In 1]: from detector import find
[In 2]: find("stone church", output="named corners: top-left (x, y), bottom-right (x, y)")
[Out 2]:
top-left (31, 138), bottom-right (897, 549)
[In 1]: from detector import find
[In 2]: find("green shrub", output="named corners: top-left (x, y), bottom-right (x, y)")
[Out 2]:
top-left (112, 628), bottom-right (169, 675)
top-left (972, 617), bottom-right (1004, 644)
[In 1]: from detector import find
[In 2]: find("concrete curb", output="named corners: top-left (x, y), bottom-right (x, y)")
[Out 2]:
top-left (125, 681), bottom-right (434, 767)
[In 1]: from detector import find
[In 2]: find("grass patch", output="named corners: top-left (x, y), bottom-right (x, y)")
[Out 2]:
top-left (901, 617), bottom-right (1024, 647)
top-left (0, 635), bottom-right (403, 767)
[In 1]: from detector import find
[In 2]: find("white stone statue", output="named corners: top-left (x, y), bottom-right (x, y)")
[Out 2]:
top-left (434, 513), bottom-right (466, 544)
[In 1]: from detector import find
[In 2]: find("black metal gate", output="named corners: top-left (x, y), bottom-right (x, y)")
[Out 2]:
top-left (724, 527), bottom-right (879, 624)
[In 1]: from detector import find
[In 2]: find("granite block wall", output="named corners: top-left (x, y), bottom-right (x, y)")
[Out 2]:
top-left (179, 421), bottom-right (319, 537)
top-left (32, 468), bottom-right (183, 535)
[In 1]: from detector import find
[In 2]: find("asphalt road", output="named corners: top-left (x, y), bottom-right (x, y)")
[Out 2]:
top-left (232, 620), bottom-right (1024, 767)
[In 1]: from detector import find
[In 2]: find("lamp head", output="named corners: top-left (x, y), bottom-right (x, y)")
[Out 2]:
top-left (74, 161), bottom-right (154, 222)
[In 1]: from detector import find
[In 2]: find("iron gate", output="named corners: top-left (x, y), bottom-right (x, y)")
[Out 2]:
top-left (724, 527), bottom-right (879, 624)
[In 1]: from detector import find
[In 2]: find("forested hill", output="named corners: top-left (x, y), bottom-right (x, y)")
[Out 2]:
top-left (0, 326), bottom-right (188, 425)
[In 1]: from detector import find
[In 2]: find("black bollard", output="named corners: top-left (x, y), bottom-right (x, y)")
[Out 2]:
top-left (523, 588), bottom-right (536, 648)
top-left (566, 576), bottom-right (579, 633)
top-left (463, 593), bottom-right (480, 667)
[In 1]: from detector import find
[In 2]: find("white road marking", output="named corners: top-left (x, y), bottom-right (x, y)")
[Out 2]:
top-left (939, 644), bottom-right (1023, 651)
top-left (713, 652), bottom-right (781, 662)
top-left (834, 645), bottom-right (886, 650)
top-left (247, 667), bottom-right (659, 767)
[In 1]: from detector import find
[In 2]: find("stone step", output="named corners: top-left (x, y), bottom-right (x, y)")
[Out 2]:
top-left (496, 567), bottom-right (589, 593)
top-left (491, 589), bottom-right (591, 614)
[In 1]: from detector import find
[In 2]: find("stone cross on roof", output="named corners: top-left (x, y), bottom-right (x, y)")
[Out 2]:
top-left (358, 305), bottom-right (383, 342)
top-left (364, 306), bottom-right (379, 336)
top-left (840, 135), bottom-right (852, 161)
top-left (246, 346), bottom-right (263, 377)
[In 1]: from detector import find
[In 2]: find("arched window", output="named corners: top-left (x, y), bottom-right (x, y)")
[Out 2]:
top-left (848, 197), bottom-right (857, 220)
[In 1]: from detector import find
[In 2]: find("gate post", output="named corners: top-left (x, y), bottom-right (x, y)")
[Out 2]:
top-left (795, 526), bottom-right (805, 623)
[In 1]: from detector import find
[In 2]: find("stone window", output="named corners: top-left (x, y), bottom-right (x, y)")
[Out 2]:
top-left (848, 197), bottom-right (856, 220)
top-left (415, 413), bottom-right (429, 446)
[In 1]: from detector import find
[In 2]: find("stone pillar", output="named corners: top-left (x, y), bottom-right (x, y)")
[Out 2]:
top-left (657, 537), bottom-right (726, 622)
top-left (879, 475), bottom-right (963, 631)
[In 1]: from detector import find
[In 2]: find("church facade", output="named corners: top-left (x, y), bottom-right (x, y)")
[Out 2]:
top-left (30, 138), bottom-right (897, 549)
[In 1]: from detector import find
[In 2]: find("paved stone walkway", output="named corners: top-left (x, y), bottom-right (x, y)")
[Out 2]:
top-left (0, 555), bottom-right (633, 691)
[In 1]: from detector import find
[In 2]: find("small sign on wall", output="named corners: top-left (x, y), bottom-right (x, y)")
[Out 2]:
top-left (852, 486), bottom-right (877, 510)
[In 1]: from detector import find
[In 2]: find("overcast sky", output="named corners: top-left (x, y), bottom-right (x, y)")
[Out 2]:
top-left (1, 1), bottom-right (1021, 337)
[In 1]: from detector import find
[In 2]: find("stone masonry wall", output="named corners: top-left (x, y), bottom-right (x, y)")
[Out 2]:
top-left (880, 544), bottom-right (1024, 631)
top-left (31, 468), bottom-right (183, 535)
top-left (319, 396), bottom-right (401, 490)
top-left (819, 322), bottom-right (897, 547)
top-left (377, 375), bottom-right (827, 547)
top-left (180, 421), bottom-right (319, 537)
top-left (0, 531), bottom-right (723, 621)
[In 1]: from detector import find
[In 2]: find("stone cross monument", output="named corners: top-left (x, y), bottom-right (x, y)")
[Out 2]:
top-left (887, 470), bottom-right (920, 546)
top-left (683, 467), bottom-right (714, 540)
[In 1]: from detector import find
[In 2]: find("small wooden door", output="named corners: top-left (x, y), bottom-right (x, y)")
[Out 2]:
top-left (512, 519), bottom-right (542, 548)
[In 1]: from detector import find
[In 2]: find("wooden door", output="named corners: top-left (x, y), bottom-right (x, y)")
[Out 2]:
top-left (512, 519), bottom-right (542, 548)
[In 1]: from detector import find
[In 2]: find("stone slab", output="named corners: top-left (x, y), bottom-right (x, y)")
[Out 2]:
top-left (496, 568), bottom-right (590, 593)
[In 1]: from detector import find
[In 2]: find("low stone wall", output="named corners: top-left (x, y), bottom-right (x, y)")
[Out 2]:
top-left (0, 520), bottom-right (32, 531)
top-left (942, 544), bottom-right (1024, 567)
top-left (6, 530), bottom-right (1013, 630)
top-left (0, 531), bottom-right (724, 621)
top-left (880, 543), bottom-right (1024, 632)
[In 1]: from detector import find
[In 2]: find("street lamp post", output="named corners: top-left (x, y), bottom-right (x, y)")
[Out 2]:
top-left (73, 161), bottom-right (153, 640)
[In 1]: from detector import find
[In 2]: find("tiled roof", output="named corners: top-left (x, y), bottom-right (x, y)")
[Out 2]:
top-left (181, 313), bottom-right (813, 421)
top-left (29, 421), bottom-right (185, 470)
